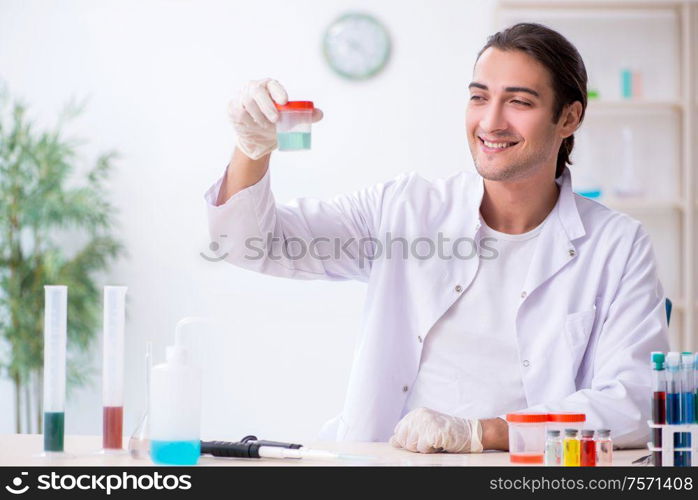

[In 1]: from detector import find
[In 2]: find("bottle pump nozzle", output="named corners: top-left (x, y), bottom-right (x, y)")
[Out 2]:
top-left (167, 316), bottom-right (212, 364)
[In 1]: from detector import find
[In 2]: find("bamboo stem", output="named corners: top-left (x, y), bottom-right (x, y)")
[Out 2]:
top-left (37, 369), bottom-right (43, 434)
top-left (12, 372), bottom-right (20, 434)
top-left (24, 376), bottom-right (31, 434)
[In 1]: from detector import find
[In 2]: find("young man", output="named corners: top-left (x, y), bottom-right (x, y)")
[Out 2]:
top-left (205, 23), bottom-right (669, 453)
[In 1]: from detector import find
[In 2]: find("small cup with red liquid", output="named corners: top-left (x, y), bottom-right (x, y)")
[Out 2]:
top-left (506, 412), bottom-right (548, 464)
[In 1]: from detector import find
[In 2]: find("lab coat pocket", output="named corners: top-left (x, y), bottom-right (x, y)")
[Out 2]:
top-left (563, 306), bottom-right (597, 376)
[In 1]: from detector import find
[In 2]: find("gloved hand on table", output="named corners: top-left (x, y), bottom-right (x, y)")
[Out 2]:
top-left (228, 78), bottom-right (324, 160)
top-left (389, 407), bottom-right (483, 454)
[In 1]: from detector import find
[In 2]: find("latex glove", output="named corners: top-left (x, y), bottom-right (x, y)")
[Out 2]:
top-left (389, 407), bottom-right (483, 454)
top-left (228, 78), bottom-right (324, 160)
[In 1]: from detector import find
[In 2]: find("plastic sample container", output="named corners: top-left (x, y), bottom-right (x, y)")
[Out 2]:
top-left (275, 101), bottom-right (314, 151)
top-left (547, 412), bottom-right (586, 436)
top-left (506, 413), bottom-right (548, 464)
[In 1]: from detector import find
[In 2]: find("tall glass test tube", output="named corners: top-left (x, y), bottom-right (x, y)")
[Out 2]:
top-left (102, 286), bottom-right (127, 450)
top-left (43, 286), bottom-right (67, 453)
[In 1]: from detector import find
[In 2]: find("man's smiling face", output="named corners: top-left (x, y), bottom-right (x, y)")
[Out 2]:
top-left (466, 47), bottom-right (567, 182)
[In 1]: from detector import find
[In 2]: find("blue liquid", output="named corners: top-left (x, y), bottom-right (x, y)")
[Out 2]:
top-left (277, 132), bottom-right (311, 151)
top-left (679, 393), bottom-right (694, 466)
top-left (666, 392), bottom-right (682, 466)
top-left (150, 440), bottom-right (200, 465)
top-left (667, 393), bottom-right (681, 424)
top-left (575, 189), bottom-right (602, 199)
top-left (667, 392), bottom-right (692, 466)
top-left (681, 392), bottom-right (694, 424)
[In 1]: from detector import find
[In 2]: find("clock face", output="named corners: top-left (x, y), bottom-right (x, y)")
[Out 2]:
top-left (323, 13), bottom-right (391, 80)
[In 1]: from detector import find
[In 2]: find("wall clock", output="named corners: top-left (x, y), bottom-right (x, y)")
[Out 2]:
top-left (323, 12), bottom-right (391, 80)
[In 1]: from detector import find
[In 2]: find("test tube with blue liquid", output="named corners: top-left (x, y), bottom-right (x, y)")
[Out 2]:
top-left (665, 352), bottom-right (684, 466)
top-left (680, 352), bottom-right (694, 465)
top-left (43, 286), bottom-right (67, 454)
top-left (695, 353), bottom-right (698, 424)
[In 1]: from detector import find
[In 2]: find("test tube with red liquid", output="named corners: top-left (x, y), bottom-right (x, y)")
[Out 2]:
top-left (651, 352), bottom-right (666, 466)
top-left (102, 286), bottom-right (127, 451)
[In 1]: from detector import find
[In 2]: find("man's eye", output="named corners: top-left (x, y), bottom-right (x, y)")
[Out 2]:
top-left (512, 99), bottom-right (531, 106)
top-left (470, 95), bottom-right (484, 101)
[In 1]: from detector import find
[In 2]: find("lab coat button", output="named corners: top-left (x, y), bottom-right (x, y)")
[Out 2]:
top-left (455, 285), bottom-right (463, 293)
top-left (569, 249), bottom-right (576, 257)
top-left (417, 336), bottom-right (423, 343)
top-left (520, 291), bottom-right (527, 299)
top-left (523, 360), bottom-right (530, 367)
top-left (402, 385), bottom-right (409, 393)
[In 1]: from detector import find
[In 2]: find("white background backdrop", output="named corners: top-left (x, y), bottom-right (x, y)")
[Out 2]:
top-left (0, 0), bottom-right (492, 440)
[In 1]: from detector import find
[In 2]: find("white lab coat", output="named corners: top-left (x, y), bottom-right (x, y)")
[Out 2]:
top-left (204, 166), bottom-right (669, 448)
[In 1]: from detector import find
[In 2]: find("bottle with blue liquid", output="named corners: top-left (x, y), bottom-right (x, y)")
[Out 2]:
top-left (149, 318), bottom-right (203, 465)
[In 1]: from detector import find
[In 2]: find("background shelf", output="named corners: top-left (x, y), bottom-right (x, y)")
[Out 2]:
top-left (603, 197), bottom-right (684, 213)
top-left (586, 100), bottom-right (682, 114)
top-left (496, 0), bottom-right (697, 350)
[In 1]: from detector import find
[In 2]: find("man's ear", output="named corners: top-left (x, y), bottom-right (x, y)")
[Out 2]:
top-left (560, 101), bottom-right (583, 139)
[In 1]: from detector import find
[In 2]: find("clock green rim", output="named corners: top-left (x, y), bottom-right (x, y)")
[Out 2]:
top-left (322, 12), bottom-right (392, 81)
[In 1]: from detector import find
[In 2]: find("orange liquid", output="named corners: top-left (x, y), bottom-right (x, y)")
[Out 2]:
top-left (510, 452), bottom-right (545, 464)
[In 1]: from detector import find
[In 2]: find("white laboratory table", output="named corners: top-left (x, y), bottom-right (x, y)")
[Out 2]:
top-left (0, 434), bottom-right (648, 467)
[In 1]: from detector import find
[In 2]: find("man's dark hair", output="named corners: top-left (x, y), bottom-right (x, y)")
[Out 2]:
top-left (476, 23), bottom-right (588, 178)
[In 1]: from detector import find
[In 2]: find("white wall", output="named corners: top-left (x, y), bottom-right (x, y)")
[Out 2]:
top-left (0, 0), bottom-right (494, 440)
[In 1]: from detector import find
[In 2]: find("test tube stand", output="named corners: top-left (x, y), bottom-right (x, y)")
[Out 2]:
top-left (647, 421), bottom-right (698, 467)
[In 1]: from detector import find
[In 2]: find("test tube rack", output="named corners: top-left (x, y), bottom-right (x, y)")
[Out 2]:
top-left (647, 421), bottom-right (698, 467)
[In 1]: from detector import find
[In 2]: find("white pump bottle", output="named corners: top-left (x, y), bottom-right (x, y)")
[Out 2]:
top-left (149, 317), bottom-right (207, 465)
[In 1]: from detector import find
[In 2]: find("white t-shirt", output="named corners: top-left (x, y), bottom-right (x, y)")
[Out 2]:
top-left (403, 213), bottom-right (549, 419)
